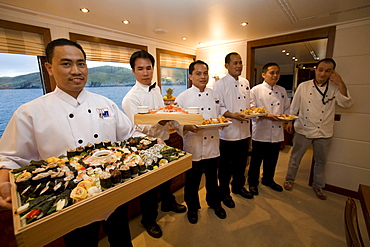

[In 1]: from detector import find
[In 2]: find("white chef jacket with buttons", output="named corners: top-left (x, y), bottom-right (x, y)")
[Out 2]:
top-left (175, 86), bottom-right (224, 161)
top-left (121, 81), bottom-right (170, 140)
top-left (291, 79), bottom-right (354, 139)
top-left (251, 81), bottom-right (290, 142)
top-left (213, 73), bottom-right (251, 141)
top-left (0, 87), bottom-right (135, 170)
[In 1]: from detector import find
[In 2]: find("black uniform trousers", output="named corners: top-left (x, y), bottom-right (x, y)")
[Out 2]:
top-left (140, 179), bottom-right (176, 226)
top-left (63, 203), bottom-right (132, 247)
top-left (247, 140), bottom-right (281, 186)
top-left (184, 157), bottom-right (221, 211)
top-left (218, 138), bottom-right (249, 197)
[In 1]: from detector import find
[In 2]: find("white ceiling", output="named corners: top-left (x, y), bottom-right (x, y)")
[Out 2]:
top-left (1, 0), bottom-right (370, 65)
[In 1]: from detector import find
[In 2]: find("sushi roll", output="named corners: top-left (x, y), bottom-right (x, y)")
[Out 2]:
top-left (99, 172), bottom-right (113, 189)
top-left (119, 166), bottom-right (131, 182)
top-left (103, 139), bottom-right (112, 148)
top-left (15, 171), bottom-right (32, 192)
top-left (129, 165), bottom-right (139, 178)
top-left (94, 141), bottom-right (104, 149)
top-left (109, 169), bottom-right (122, 184)
top-left (67, 148), bottom-right (77, 159)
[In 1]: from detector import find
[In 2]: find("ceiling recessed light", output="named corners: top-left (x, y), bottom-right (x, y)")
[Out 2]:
top-left (281, 49), bottom-right (286, 53)
top-left (295, 58), bottom-right (298, 61)
top-left (153, 28), bottom-right (166, 34)
top-left (80, 8), bottom-right (90, 13)
top-left (241, 22), bottom-right (248, 26)
top-left (182, 37), bottom-right (187, 40)
top-left (285, 52), bottom-right (290, 56)
top-left (292, 56), bottom-right (296, 60)
top-left (122, 20), bottom-right (130, 24)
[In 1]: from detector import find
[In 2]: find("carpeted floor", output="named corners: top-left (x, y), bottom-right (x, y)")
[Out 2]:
top-left (99, 145), bottom-right (369, 247)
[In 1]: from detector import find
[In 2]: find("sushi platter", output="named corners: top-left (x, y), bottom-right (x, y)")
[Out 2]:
top-left (134, 105), bottom-right (203, 125)
top-left (10, 137), bottom-right (192, 247)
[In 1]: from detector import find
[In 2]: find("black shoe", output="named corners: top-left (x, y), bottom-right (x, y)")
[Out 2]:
top-left (187, 210), bottom-right (198, 224)
top-left (212, 206), bottom-right (227, 219)
top-left (222, 195), bottom-right (235, 208)
top-left (262, 181), bottom-right (283, 192)
top-left (232, 187), bottom-right (254, 199)
top-left (143, 223), bottom-right (162, 238)
top-left (161, 202), bottom-right (187, 213)
top-left (249, 186), bottom-right (259, 195)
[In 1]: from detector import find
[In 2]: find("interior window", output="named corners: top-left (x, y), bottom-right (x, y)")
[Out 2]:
top-left (160, 67), bottom-right (188, 98)
top-left (85, 60), bottom-right (135, 107)
top-left (0, 53), bottom-right (44, 137)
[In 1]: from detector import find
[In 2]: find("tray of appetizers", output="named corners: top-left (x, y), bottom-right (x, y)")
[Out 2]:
top-left (10, 137), bottom-right (192, 247)
top-left (240, 107), bottom-right (269, 118)
top-left (276, 114), bottom-right (299, 121)
top-left (195, 116), bottom-right (231, 128)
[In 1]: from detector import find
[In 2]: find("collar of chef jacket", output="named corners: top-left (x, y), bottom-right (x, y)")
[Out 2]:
top-left (54, 86), bottom-right (87, 107)
top-left (135, 80), bottom-right (156, 93)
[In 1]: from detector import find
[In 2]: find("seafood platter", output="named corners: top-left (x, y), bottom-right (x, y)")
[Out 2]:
top-left (134, 105), bottom-right (203, 125)
top-left (10, 136), bottom-right (192, 247)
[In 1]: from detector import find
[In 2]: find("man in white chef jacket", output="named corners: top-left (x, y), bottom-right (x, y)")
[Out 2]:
top-left (247, 63), bottom-right (291, 196)
top-left (213, 52), bottom-right (254, 209)
top-left (122, 50), bottom-right (186, 239)
top-left (175, 60), bottom-right (227, 224)
top-left (0, 39), bottom-right (135, 247)
top-left (283, 58), bottom-right (354, 200)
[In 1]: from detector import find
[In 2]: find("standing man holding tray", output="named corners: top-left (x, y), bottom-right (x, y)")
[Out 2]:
top-left (122, 50), bottom-right (186, 239)
top-left (247, 62), bottom-right (291, 196)
top-left (213, 52), bottom-right (254, 209)
top-left (175, 60), bottom-right (227, 224)
top-left (0, 38), bottom-right (135, 246)
top-left (283, 58), bottom-right (354, 200)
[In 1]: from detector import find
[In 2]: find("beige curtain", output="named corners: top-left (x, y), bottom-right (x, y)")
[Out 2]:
top-left (0, 28), bottom-right (45, 55)
top-left (77, 40), bottom-right (140, 63)
top-left (159, 52), bottom-right (194, 69)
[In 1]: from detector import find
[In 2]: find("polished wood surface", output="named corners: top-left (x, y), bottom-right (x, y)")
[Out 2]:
top-left (358, 184), bottom-right (370, 238)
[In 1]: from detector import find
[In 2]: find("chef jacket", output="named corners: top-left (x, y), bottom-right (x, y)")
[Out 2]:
top-left (291, 79), bottom-right (354, 138)
top-left (213, 73), bottom-right (251, 141)
top-left (175, 86), bottom-right (224, 161)
top-left (0, 87), bottom-right (135, 170)
top-left (121, 81), bottom-right (170, 140)
top-left (250, 82), bottom-right (290, 142)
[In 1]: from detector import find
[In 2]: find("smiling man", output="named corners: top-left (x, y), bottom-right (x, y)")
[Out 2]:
top-left (213, 52), bottom-right (254, 209)
top-left (247, 62), bottom-right (291, 196)
top-left (283, 58), bottom-right (354, 200)
top-left (0, 38), bottom-right (135, 246)
top-left (175, 60), bottom-right (227, 224)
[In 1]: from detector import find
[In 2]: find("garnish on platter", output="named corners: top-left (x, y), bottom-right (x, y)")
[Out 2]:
top-left (163, 88), bottom-right (176, 105)
top-left (149, 105), bottom-right (187, 114)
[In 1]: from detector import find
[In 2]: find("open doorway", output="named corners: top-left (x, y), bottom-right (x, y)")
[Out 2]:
top-left (247, 26), bottom-right (336, 87)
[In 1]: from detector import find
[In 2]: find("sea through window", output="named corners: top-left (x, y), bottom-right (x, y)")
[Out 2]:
top-left (0, 53), bottom-right (44, 137)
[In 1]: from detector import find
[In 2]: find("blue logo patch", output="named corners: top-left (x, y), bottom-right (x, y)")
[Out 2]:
top-left (97, 108), bottom-right (110, 118)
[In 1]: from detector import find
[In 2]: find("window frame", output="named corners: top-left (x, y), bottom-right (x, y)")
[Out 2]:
top-left (156, 49), bottom-right (195, 88)
top-left (0, 19), bottom-right (52, 92)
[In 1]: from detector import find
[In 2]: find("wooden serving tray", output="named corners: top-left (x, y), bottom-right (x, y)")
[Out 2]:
top-left (134, 113), bottom-right (203, 125)
top-left (11, 153), bottom-right (192, 247)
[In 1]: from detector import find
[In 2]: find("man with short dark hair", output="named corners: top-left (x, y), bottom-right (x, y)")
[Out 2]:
top-left (283, 58), bottom-right (354, 200)
top-left (122, 50), bottom-right (186, 238)
top-left (247, 62), bottom-right (291, 195)
top-left (0, 38), bottom-right (135, 246)
top-left (213, 52), bottom-right (254, 209)
top-left (175, 60), bottom-right (226, 224)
